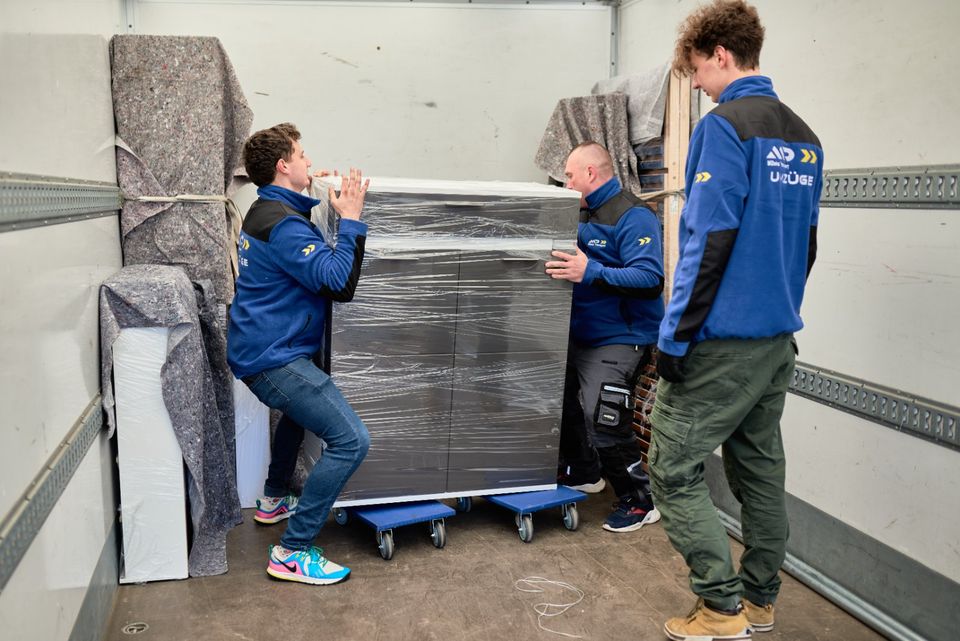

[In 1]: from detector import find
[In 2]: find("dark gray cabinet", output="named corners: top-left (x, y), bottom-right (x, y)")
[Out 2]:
top-left (306, 178), bottom-right (579, 505)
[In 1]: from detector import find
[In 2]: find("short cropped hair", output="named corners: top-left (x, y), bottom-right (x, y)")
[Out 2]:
top-left (243, 123), bottom-right (301, 187)
top-left (673, 0), bottom-right (765, 74)
top-left (568, 141), bottom-right (614, 177)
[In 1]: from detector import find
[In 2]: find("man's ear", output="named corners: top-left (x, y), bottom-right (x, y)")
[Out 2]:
top-left (275, 157), bottom-right (288, 176)
top-left (715, 45), bottom-right (734, 69)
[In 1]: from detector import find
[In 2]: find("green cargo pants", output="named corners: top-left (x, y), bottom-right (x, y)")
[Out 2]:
top-left (649, 335), bottom-right (796, 611)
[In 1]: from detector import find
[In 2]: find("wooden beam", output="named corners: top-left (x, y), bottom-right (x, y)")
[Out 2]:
top-left (662, 71), bottom-right (691, 302)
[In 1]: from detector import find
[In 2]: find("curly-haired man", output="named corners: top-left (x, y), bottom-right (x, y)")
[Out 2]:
top-left (650, 2), bottom-right (823, 638)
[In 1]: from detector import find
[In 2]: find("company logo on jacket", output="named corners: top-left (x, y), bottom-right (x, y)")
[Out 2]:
top-left (587, 238), bottom-right (607, 247)
top-left (767, 143), bottom-right (817, 187)
top-left (766, 146), bottom-right (795, 166)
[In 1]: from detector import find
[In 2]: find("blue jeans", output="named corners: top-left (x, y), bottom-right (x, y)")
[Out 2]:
top-left (244, 357), bottom-right (369, 550)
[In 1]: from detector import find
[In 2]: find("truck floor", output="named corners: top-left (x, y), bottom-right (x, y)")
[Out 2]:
top-left (105, 487), bottom-right (887, 641)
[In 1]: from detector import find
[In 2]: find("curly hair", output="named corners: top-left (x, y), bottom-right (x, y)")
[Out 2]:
top-left (673, 0), bottom-right (765, 74)
top-left (243, 123), bottom-right (301, 187)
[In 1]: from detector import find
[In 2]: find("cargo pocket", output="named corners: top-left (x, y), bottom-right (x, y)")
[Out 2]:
top-left (648, 400), bottom-right (695, 471)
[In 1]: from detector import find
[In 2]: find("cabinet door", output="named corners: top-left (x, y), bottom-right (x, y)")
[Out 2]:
top-left (332, 248), bottom-right (459, 356)
top-left (455, 249), bottom-right (572, 354)
top-left (446, 350), bottom-right (566, 494)
top-left (302, 353), bottom-right (454, 503)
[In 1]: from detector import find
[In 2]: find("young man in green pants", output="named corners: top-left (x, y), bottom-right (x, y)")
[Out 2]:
top-left (650, 1), bottom-right (823, 639)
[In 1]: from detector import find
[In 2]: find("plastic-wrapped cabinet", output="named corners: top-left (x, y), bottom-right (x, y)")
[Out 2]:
top-left (304, 178), bottom-right (580, 506)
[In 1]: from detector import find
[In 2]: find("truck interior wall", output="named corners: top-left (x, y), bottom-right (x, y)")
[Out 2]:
top-left (619, 0), bottom-right (960, 638)
top-left (3, 1), bottom-right (957, 639)
top-left (0, 2), bottom-right (126, 640)
top-left (128, 0), bottom-right (612, 182)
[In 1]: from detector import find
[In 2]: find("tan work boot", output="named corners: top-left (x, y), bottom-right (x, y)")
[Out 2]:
top-left (742, 599), bottom-right (775, 632)
top-left (664, 599), bottom-right (752, 640)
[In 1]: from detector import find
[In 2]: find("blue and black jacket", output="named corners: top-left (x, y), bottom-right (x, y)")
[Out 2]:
top-left (227, 186), bottom-right (367, 378)
top-left (570, 177), bottom-right (665, 347)
top-left (658, 76), bottom-right (823, 357)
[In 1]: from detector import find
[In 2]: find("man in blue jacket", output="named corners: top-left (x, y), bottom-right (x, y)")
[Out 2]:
top-left (650, 2), bottom-right (823, 638)
top-left (227, 123), bottom-right (370, 586)
top-left (546, 141), bottom-right (665, 533)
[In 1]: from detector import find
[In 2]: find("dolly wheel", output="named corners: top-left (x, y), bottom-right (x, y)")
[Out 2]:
top-left (456, 497), bottom-right (472, 513)
top-left (562, 503), bottom-right (579, 531)
top-left (333, 508), bottom-right (349, 526)
top-left (518, 514), bottom-right (534, 543)
top-left (377, 530), bottom-right (395, 560)
top-left (430, 519), bottom-right (447, 549)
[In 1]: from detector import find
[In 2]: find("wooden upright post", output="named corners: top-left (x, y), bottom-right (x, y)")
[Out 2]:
top-left (662, 71), bottom-right (692, 302)
top-left (632, 71), bottom-right (693, 462)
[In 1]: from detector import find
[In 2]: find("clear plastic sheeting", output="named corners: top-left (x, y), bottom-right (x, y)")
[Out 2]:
top-left (315, 176), bottom-right (579, 240)
top-left (304, 177), bottom-right (580, 505)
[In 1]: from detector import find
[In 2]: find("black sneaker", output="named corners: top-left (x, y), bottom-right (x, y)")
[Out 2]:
top-left (603, 499), bottom-right (661, 532)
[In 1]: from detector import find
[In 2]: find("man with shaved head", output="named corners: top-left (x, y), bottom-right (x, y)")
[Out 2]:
top-left (545, 141), bottom-right (665, 533)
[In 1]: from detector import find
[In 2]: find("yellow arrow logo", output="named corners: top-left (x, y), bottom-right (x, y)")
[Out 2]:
top-left (301, 243), bottom-right (316, 256)
top-left (637, 236), bottom-right (652, 246)
top-left (695, 171), bottom-right (712, 183)
top-left (241, 238), bottom-right (250, 251)
top-left (800, 149), bottom-right (818, 164)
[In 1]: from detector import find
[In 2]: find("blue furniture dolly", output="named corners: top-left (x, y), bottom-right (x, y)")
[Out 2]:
top-left (456, 486), bottom-right (586, 543)
top-left (332, 501), bottom-right (456, 560)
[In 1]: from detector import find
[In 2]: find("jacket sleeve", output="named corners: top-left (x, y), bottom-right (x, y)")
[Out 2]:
top-left (582, 206), bottom-right (664, 299)
top-left (658, 114), bottom-right (749, 356)
top-left (267, 216), bottom-right (367, 302)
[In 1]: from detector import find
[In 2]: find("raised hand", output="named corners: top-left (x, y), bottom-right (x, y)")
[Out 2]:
top-left (328, 168), bottom-right (370, 221)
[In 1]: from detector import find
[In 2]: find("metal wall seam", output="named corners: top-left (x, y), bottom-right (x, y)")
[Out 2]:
top-left (0, 397), bottom-right (104, 592)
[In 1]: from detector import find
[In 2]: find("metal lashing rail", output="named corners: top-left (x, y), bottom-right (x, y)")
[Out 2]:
top-left (820, 165), bottom-right (960, 209)
top-left (0, 398), bottom-right (104, 592)
top-left (0, 173), bottom-right (120, 232)
top-left (789, 362), bottom-right (959, 451)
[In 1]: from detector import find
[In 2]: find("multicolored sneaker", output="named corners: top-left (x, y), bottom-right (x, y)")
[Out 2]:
top-left (266, 545), bottom-right (350, 585)
top-left (602, 499), bottom-right (661, 532)
top-left (254, 494), bottom-right (298, 524)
